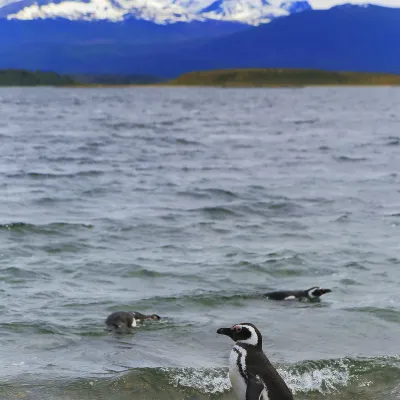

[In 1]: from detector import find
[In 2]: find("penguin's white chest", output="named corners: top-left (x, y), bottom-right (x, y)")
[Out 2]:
top-left (229, 345), bottom-right (248, 400)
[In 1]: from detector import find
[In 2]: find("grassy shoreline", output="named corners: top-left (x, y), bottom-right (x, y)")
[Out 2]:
top-left (166, 68), bottom-right (400, 87)
top-left (63, 83), bottom-right (400, 88)
top-left (2, 68), bottom-right (400, 88)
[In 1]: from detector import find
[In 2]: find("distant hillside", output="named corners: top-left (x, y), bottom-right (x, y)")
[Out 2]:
top-left (0, 19), bottom-right (248, 46)
top-left (152, 5), bottom-right (400, 77)
top-left (169, 68), bottom-right (400, 87)
top-left (1, 4), bottom-right (400, 79)
top-left (0, 6), bottom-right (399, 77)
top-left (0, 69), bottom-right (76, 86)
top-left (70, 73), bottom-right (165, 85)
top-left (3, 68), bottom-right (400, 88)
top-left (0, 69), bottom-right (166, 86)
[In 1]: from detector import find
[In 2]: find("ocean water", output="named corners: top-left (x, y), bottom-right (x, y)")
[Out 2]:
top-left (1, 86), bottom-right (400, 400)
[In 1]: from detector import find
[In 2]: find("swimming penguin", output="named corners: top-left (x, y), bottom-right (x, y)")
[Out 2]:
top-left (217, 323), bottom-right (293, 400)
top-left (132, 311), bottom-right (161, 321)
top-left (264, 287), bottom-right (332, 302)
top-left (105, 311), bottom-right (137, 329)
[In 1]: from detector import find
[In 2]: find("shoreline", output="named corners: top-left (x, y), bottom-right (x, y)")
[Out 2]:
top-left (2, 68), bottom-right (400, 88)
top-left (58, 83), bottom-right (400, 88)
top-left (58, 83), bottom-right (400, 89)
top-left (1, 82), bottom-right (399, 89)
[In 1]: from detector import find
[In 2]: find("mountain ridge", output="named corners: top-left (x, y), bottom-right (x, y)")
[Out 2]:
top-left (0, 0), bottom-right (312, 25)
top-left (0, 5), bottom-right (399, 78)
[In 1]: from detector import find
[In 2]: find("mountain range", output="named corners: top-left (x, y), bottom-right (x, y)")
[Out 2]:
top-left (0, 3), bottom-right (399, 78)
top-left (1, 0), bottom-right (311, 25)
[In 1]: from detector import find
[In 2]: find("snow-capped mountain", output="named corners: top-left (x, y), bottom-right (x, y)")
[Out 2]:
top-left (0, 4), bottom-right (398, 76)
top-left (0, 0), bottom-right (399, 25)
top-left (1, 0), bottom-right (311, 25)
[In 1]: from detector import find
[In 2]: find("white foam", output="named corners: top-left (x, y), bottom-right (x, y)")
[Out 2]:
top-left (162, 359), bottom-right (351, 396)
top-left (163, 367), bottom-right (231, 394)
top-left (278, 360), bottom-right (350, 394)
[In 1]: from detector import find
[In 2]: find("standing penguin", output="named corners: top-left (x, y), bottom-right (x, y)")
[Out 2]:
top-left (264, 287), bottom-right (332, 302)
top-left (217, 323), bottom-right (293, 400)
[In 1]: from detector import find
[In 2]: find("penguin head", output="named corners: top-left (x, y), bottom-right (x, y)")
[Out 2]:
top-left (217, 323), bottom-right (262, 347)
top-left (149, 314), bottom-right (161, 321)
top-left (306, 287), bottom-right (332, 299)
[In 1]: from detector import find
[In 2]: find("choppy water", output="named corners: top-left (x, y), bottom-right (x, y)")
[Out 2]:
top-left (1, 87), bottom-right (400, 399)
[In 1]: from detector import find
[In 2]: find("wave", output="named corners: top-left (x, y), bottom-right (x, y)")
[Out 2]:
top-left (2, 356), bottom-right (400, 399)
top-left (6, 170), bottom-right (104, 179)
top-left (178, 188), bottom-right (238, 201)
top-left (333, 155), bottom-right (368, 162)
top-left (0, 222), bottom-right (93, 234)
top-left (385, 136), bottom-right (400, 146)
top-left (292, 118), bottom-right (320, 125)
top-left (0, 266), bottom-right (50, 281)
top-left (195, 206), bottom-right (239, 218)
top-left (189, 200), bottom-right (306, 220)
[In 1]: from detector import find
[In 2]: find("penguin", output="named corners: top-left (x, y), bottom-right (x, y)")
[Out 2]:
top-left (264, 287), bottom-right (332, 302)
top-left (105, 311), bottom-right (137, 329)
top-left (217, 323), bottom-right (293, 400)
top-left (132, 311), bottom-right (161, 321)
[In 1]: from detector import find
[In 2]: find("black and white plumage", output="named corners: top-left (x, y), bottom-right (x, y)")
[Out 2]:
top-left (264, 287), bottom-right (332, 302)
top-left (132, 311), bottom-right (161, 321)
top-left (217, 323), bottom-right (293, 400)
top-left (105, 311), bottom-right (161, 330)
top-left (105, 311), bottom-right (137, 329)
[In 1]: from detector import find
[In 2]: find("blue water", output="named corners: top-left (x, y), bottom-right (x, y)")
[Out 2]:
top-left (1, 86), bottom-right (400, 399)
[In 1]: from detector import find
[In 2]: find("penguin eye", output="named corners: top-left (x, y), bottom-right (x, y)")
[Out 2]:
top-left (233, 325), bottom-right (242, 333)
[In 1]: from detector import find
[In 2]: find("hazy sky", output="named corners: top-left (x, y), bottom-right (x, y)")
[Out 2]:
top-left (308, 0), bottom-right (400, 8)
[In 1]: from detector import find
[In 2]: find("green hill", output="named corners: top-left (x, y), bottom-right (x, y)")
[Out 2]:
top-left (168, 68), bottom-right (400, 87)
top-left (0, 69), bottom-right (166, 87)
top-left (0, 69), bottom-right (77, 86)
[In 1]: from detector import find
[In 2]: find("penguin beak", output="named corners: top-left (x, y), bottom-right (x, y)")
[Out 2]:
top-left (217, 327), bottom-right (233, 338)
top-left (315, 288), bottom-right (332, 297)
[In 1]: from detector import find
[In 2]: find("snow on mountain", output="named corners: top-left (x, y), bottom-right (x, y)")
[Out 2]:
top-left (3, 0), bottom-right (312, 24)
top-left (199, 0), bottom-right (300, 25)
top-left (2, 0), bottom-right (400, 24)
top-left (6, 0), bottom-right (195, 23)
top-left (308, 0), bottom-right (400, 8)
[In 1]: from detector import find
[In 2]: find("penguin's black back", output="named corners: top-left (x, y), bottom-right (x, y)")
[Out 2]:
top-left (132, 311), bottom-right (146, 320)
top-left (264, 290), bottom-right (306, 300)
top-left (105, 311), bottom-right (134, 328)
top-left (239, 343), bottom-right (293, 400)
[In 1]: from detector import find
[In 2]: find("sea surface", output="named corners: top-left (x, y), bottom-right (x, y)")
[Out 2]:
top-left (1, 87), bottom-right (400, 400)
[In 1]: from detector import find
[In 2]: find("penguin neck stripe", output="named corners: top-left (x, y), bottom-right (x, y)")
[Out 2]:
top-left (233, 346), bottom-right (247, 384)
top-left (307, 289), bottom-right (317, 299)
top-left (237, 326), bottom-right (259, 347)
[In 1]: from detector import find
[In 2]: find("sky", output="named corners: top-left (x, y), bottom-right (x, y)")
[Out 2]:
top-left (308, 0), bottom-right (400, 8)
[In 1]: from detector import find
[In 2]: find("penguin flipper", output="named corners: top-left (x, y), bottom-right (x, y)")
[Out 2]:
top-left (247, 353), bottom-right (294, 400)
top-left (246, 373), bottom-right (265, 400)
